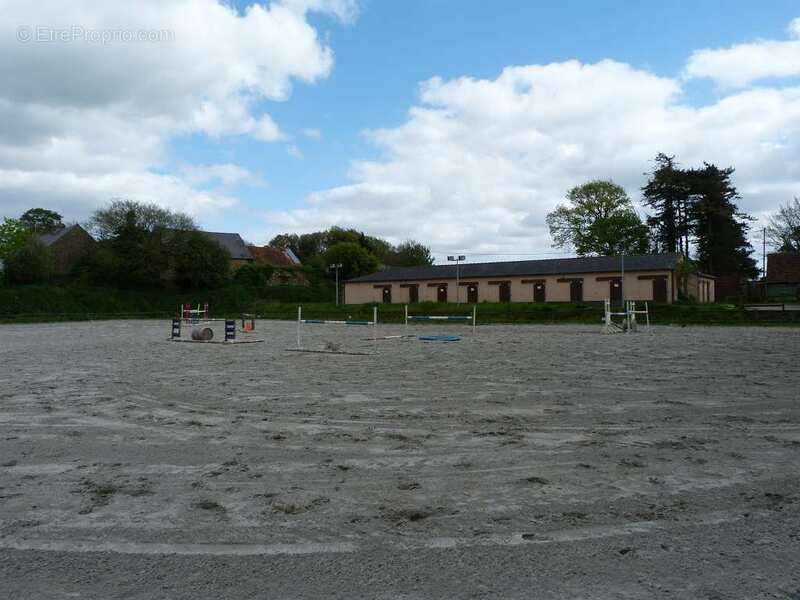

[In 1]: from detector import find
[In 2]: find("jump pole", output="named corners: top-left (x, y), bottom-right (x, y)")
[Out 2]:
top-left (293, 305), bottom-right (378, 353)
top-left (297, 306), bottom-right (302, 349)
top-left (472, 304), bottom-right (477, 337)
top-left (404, 305), bottom-right (477, 340)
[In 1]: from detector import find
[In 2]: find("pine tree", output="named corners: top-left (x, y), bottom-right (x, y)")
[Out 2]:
top-left (687, 164), bottom-right (758, 278)
top-left (642, 153), bottom-right (690, 255)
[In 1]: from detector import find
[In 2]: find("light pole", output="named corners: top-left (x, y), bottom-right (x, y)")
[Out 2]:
top-left (329, 263), bottom-right (343, 305)
top-left (447, 255), bottom-right (466, 304)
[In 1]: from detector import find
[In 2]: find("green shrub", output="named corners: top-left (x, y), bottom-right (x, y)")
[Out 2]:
top-left (171, 232), bottom-right (230, 289)
top-left (5, 239), bottom-right (51, 284)
top-left (233, 263), bottom-right (275, 287)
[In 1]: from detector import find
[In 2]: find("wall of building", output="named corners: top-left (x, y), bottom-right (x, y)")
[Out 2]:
top-left (686, 273), bottom-right (716, 303)
top-left (344, 270), bottom-right (683, 305)
top-left (49, 227), bottom-right (94, 275)
top-left (766, 253), bottom-right (800, 283)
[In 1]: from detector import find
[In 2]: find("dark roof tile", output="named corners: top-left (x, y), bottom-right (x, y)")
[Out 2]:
top-left (347, 253), bottom-right (682, 283)
top-left (201, 232), bottom-right (252, 260)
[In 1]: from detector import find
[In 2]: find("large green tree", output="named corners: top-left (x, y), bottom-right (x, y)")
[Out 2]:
top-left (323, 242), bottom-right (379, 280)
top-left (384, 241), bottom-right (434, 267)
top-left (170, 231), bottom-right (230, 288)
top-left (766, 197), bottom-right (800, 253)
top-left (270, 227), bottom-right (433, 272)
top-left (688, 164), bottom-right (758, 277)
top-left (103, 212), bottom-right (171, 287)
top-left (547, 180), bottom-right (650, 256)
top-left (88, 199), bottom-right (195, 240)
top-left (642, 154), bottom-right (691, 255)
top-left (20, 208), bottom-right (65, 233)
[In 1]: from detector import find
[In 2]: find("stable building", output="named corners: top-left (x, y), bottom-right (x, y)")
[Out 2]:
top-left (344, 253), bottom-right (715, 305)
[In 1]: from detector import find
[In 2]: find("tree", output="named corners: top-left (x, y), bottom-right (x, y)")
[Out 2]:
top-left (270, 227), bottom-right (433, 269)
top-left (546, 180), bottom-right (650, 256)
top-left (323, 242), bottom-right (379, 280)
top-left (0, 218), bottom-right (30, 259)
top-left (4, 238), bottom-right (51, 284)
top-left (171, 232), bottom-right (230, 288)
top-left (688, 164), bottom-right (758, 278)
top-left (766, 198), bottom-right (800, 253)
top-left (269, 233), bottom-right (300, 255)
top-left (19, 208), bottom-right (64, 233)
top-left (384, 241), bottom-right (434, 267)
top-left (103, 211), bottom-right (170, 286)
top-left (88, 199), bottom-right (195, 240)
top-left (642, 154), bottom-right (691, 255)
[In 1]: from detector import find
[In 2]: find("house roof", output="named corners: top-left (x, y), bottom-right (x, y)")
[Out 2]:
top-left (201, 232), bottom-right (253, 260)
top-left (37, 225), bottom-right (79, 247)
top-left (346, 253), bottom-right (682, 283)
top-left (248, 245), bottom-right (301, 267)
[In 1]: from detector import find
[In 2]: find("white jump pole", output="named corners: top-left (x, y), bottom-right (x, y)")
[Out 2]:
top-left (472, 304), bottom-right (477, 338)
top-left (404, 304), bottom-right (408, 335)
top-left (373, 305), bottom-right (378, 353)
top-left (297, 306), bottom-right (302, 349)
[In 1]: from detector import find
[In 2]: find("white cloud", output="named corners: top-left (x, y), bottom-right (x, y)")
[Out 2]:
top-left (281, 0), bottom-right (359, 23)
top-left (0, 0), bottom-right (350, 222)
top-left (302, 128), bottom-right (322, 139)
top-left (180, 163), bottom-right (261, 186)
top-left (287, 144), bottom-right (304, 159)
top-left (268, 50), bottom-right (800, 258)
top-left (0, 168), bottom-right (238, 224)
top-left (684, 17), bottom-right (800, 87)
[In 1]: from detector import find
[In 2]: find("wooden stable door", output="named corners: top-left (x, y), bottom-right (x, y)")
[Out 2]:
top-left (533, 282), bottom-right (545, 303)
top-left (437, 285), bottom-right (448, 303)
top-left (407, 285), bottom-right (419, 304)
top-left (653, 277), bottom-right (667, 303)
top-left (570, 280), bottom-right (583, 302)
top-left (498, 282), bottom-right (511, 303)
top-left (382, 287), bottom-right (392, 304)
top-left (467, 284), bottom-right (478, 304)
top-left (609, 278), bottom-right (622, 304)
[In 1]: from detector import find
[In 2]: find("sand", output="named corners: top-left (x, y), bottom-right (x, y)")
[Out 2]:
top-left (0, 319), bottom-right (798, 598)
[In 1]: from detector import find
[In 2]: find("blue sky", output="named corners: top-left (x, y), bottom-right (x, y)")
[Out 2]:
top-left (187, 0), bottom-right (799, 252)
top-left (2, 1), bottom-right (800, 261)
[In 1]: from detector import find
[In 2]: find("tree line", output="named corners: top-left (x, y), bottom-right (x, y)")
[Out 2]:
top-left (546, 153), bottom-right (772, 278)
top-left (0, 201), bottom-right (230, 287)
top-left (269, 229), bottom-right (433, 280)
top-left (0, 200), bottom-right (435, 288)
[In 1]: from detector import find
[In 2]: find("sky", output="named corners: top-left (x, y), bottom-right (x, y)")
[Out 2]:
top-left (1, 0), bottom-right (799, 263)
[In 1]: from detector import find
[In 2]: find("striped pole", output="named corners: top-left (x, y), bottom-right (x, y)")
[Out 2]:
top-left (297, 306), bottom-right (302, 348)
top-left (473, 304), bottom-right (477, 338)
top-left (407, 316), bottom-right (472, 321)
top-left (373, 305), bottom-right (378, 353)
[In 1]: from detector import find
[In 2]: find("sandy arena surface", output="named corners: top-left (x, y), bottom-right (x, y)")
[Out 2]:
top-left (0, 319), bottom-right (799, 599)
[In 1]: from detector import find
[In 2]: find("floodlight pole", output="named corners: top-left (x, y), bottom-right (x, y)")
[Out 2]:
top-left (447, 255), bottom-right (466, 304)
top-left (329, 263), bottom-right (343, 305)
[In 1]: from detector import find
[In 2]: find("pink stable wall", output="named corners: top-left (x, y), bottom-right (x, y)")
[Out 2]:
top-left (344, 270), bottom-right (688, 304)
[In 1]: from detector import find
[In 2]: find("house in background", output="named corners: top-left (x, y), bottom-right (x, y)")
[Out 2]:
top-left (761, 253), bottom-right (800, 300)
top-left (247, 245), bottom-right (302, 268)
top-left (36, 224), bottom-right (95, 275)
top-left (344, 253), bottom-right (715, 305)
top-left (199, 232), bottom-right (253, 268)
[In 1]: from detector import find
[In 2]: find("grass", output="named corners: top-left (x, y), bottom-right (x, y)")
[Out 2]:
top-left (0, 282), bottom-right (798, 325)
